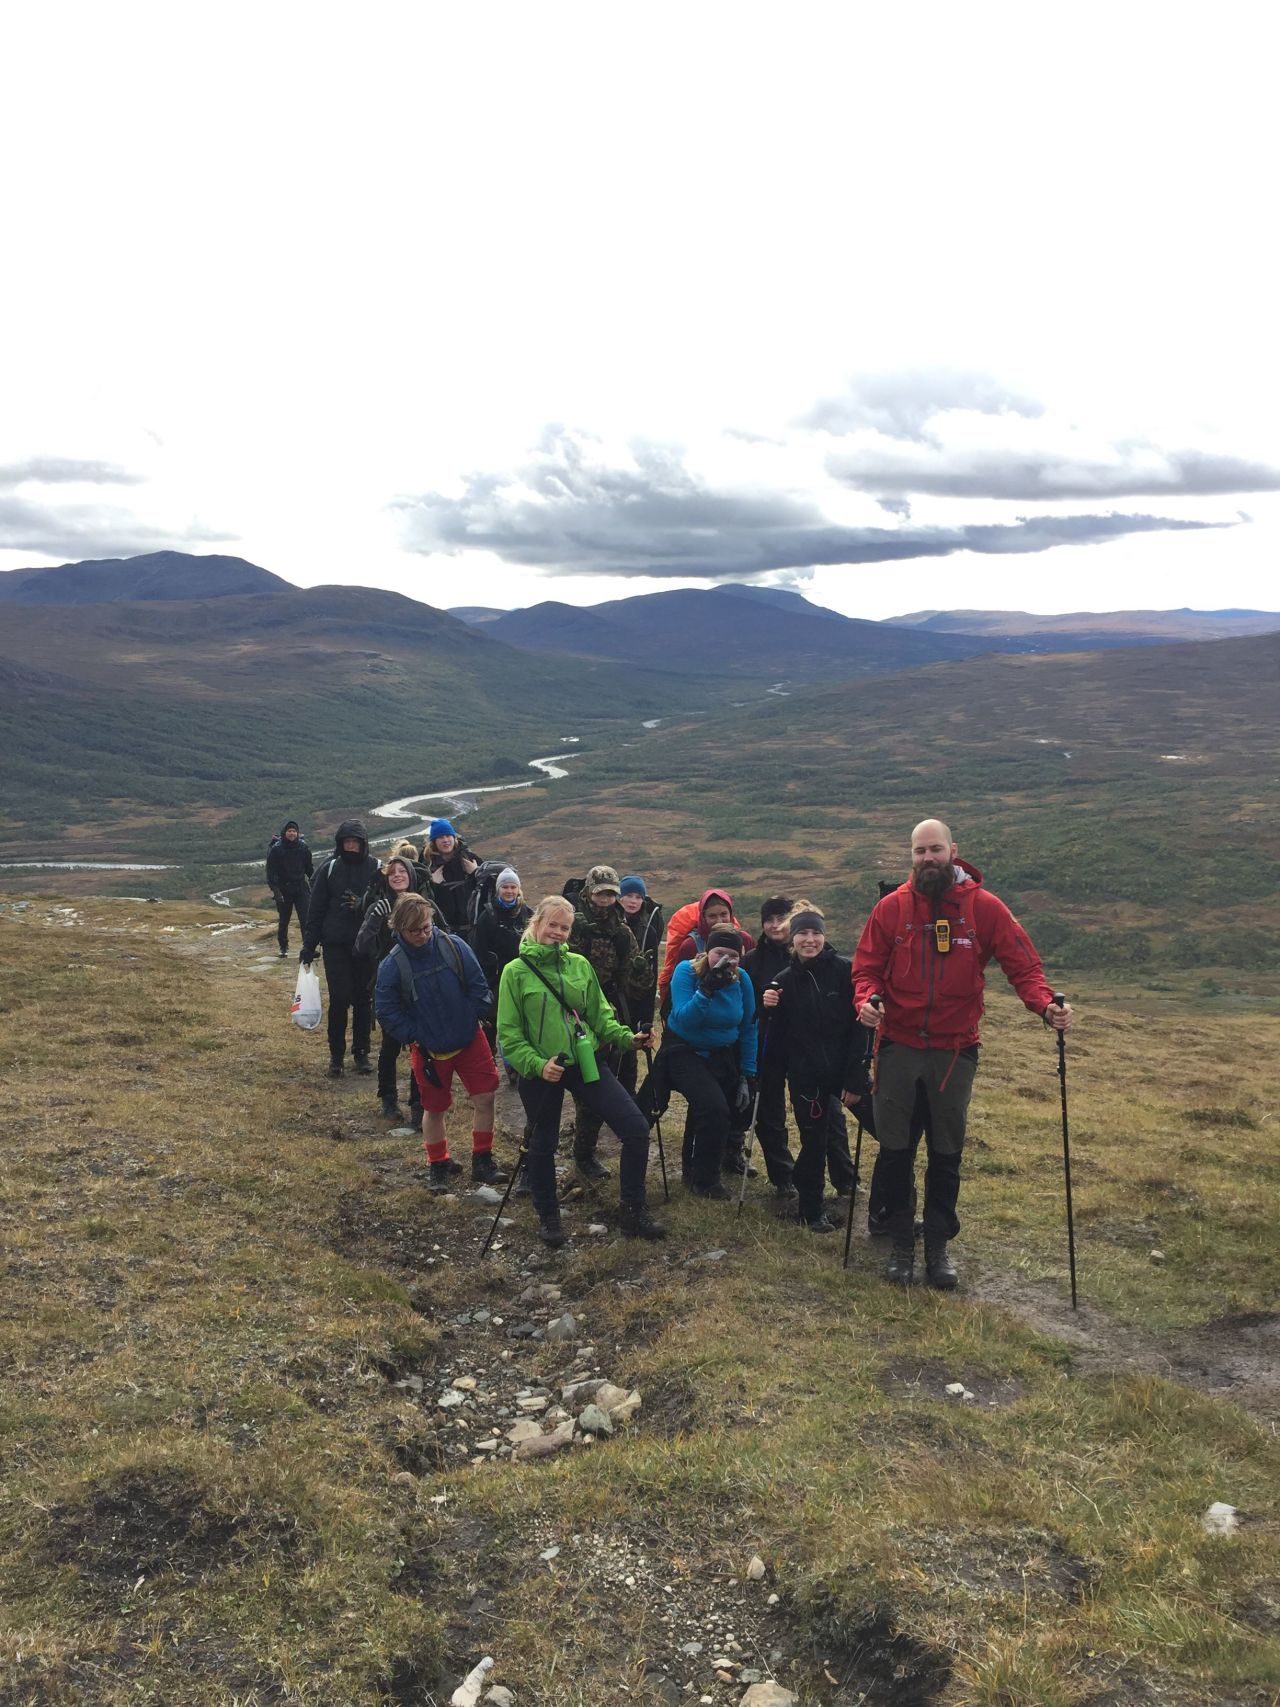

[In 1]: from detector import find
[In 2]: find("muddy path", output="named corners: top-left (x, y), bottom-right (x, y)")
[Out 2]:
top-left (972, 1266), bottom-right (1280, 1425)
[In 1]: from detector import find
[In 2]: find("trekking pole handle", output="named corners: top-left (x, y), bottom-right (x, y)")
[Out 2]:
top-left (1052, 991), bottom-right (1066, 1008)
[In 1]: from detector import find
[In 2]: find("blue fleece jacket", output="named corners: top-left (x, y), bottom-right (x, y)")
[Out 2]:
top-left (667, 959), bottom-right (758, 1073)
top-left (374, 929), bottom-right (492, 1054)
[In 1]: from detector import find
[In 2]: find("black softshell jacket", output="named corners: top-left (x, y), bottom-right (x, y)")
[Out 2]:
top-left (764, 946), bottom-right (871, 1096)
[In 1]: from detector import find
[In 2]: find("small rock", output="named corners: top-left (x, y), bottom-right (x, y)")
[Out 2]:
top-left (506, 1420), bottom-right (542, 1443)
top-left (475, 1184), bottom-right (503, 1204)
top-left (701, 1248), bottom-right (729, 1261)
top-left (484, 1689), bottom-right (515, 1707)
top-left (392, 1471), bottom-right (417, 1486)
top-left (944, 1381), bottom-right (966, 1397)
top-left (740, 1685), bottom-right (799, 1707)
top-left (578, 1404), bottom-right (614, 1437)
top-left (592, 1381), bottom-right (631, 1413)
top-left (1203, 1501), bottom-right (1240, 1535)
top-left (740, 1669), bottom-right (763, 1684)
top-left (438, 1390), bottom-right (466, 1409)
top-left (746, 1554), bottom-right (766, 1580)
top-left (539, 1544), bottom-right (561, 1561)
top-left (609, 1389), bottom-right (642, 1423)
top-left (562, 1377), bottom-right (605, 1406)
top-left (513, 1418), bottom-right (575, 1461)
top-left (680, 1642), bottom-right (703, 1656)
top-left (587, 1222), bottom-right (608, 1235)
top-left (388, 1126), bottom-right (417, 1138)
top-left (545, 1313), bottom-right (577, 1342)
top-left (516, 1395), bottom-right (549, 1412)
top-left (452, 1376), bottom-right (478, 1391)
top-left (766, 1593), bottom-right (779, 1606)
top-left (1150, 1248), bottom-right (1166, 1264)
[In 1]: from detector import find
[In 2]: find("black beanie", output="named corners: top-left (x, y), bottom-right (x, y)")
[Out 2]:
top-left (789, 910), bottom-right (825, 935)
top-left (706, 927), bottom-right (744, 955)
top-left (761, 895), bottom-right (792, 923)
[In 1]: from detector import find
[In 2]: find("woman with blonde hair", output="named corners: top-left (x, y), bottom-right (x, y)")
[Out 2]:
top-left (497, 895), bottom-right (664, 1247)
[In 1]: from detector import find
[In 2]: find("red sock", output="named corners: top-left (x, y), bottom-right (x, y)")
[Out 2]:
top-left (471, 1130), bottom-right (494, 1156)
top-left (425, 1137), bottom-right (449, 1164)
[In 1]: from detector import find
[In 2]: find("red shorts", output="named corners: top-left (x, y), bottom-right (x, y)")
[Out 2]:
top-left (410, 1028), bottom-right (499, 1113)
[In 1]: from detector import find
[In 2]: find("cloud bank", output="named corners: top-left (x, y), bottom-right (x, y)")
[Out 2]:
top-left (0, 459), bottom-right (232, 561)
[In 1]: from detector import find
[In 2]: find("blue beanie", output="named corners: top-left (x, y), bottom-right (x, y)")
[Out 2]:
top-left (428, 818), bottom-right (457, 842)
top-left (619, 875), bottom-right (646, 898)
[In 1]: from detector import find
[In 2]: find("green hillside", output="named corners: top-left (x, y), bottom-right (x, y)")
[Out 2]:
top-left (461, 632), bottom-right (1280, 988)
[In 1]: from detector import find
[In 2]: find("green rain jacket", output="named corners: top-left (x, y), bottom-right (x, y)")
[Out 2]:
top-left (497, 939), bottom-right (637, 1080)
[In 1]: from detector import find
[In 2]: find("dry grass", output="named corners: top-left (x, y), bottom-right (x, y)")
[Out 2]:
top-left (1, 897), bottom-right (1278, 1706)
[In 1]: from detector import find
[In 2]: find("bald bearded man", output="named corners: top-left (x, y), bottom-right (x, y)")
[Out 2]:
top-left (853, 818), bottom-right (1074, 1288)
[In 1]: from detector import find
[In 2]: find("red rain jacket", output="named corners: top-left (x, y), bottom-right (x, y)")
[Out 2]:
top-left (852, 859), bottom-right (1055, 1050)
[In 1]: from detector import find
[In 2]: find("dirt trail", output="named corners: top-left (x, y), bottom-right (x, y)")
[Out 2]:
top-left (972, 1266), bottom-right (1280, 1424)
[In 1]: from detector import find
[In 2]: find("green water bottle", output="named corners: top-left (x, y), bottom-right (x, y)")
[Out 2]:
top-left (571, 1023), bottom-right (600, 1083)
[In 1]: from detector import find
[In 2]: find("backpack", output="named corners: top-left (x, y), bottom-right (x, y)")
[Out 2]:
top-left (562, 876), bottom-right (586, 906)
top-left (466, 859), bottom-right (510, 931)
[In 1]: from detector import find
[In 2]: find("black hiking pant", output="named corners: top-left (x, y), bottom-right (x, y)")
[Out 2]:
top-left (518, 1056), bottom-right (650, 1212)
top-left (661, 1045), bottom-right (740, 1190)
top-left (753, 1067), bottom-right (795, 1189)
top-left (871, 1043), bottom-right (977, 1243)
top-left (377, 1033), bottom-right (422, 1115)
top-left (322, 942), bottom-right (372, 1061)
top-left (274, 885), bottom-right (308, 953)
top-left (788, 1085), bottom-right (859, 1223)
top-left (572, 1041), bottom-right (638, 1158)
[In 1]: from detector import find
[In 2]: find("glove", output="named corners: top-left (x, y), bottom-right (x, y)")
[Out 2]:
top-left (370, 895), bottom-right (391, 919)
top-left (735, 1074), bottom-right (756, 1115)
top-left (299, 950), bottom-right (314, 966)
top-left (340, 890), bottom-right (361, 912)
top-left (699, 961), bottom-right (735, 995)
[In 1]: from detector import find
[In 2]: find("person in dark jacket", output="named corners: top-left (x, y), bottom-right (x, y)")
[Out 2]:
top-left (618, 875), bottom-right (664, 1030)
top-left (374, 892), bottom-right (506, 1189)
top-left (355, 855), bottom-right (426, 1120)
top-left (472, 867), bottom-right (531, 1088)
top-left (656, 927), bottom-right (759, 1198)
top-left (762, 905), bottom-right (872, 1233)
top-left (423, 818), bottom-right (480, 937)
top-left (266, 820), bottom-right (313, 956)
top-left (567, 864), bottom-right (654, 1181)
top-left (742, 896), bottom-right (797, 1200)
top-left (301, 819), bottom-right (380, 1076)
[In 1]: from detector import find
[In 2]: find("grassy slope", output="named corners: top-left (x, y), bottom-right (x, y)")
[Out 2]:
top-left (1, 900), bottom-right (1277, 1706)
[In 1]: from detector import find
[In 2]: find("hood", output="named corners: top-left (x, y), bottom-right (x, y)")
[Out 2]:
top-left (280, 819), bottom-right (301, 839)
top-left (334, 818), bottom-right (369, 857)
top-left (382, 855), bottom-right (419, 892)
top-left (697, 888), bottom-right (735, 930)
top-left (520, 939), bottom-right (571, 970)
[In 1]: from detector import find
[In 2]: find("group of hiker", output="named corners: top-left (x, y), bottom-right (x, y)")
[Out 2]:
top-left (269, 813), bottom-right (1074, 1286)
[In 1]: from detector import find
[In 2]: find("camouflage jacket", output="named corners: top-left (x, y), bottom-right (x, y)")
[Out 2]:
top-left (570, 900), bottom-right (653, 1016)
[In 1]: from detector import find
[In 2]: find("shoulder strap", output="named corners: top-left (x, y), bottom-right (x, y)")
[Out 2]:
top-left (519, 952), bottom-right (582, 1019)
top-left (389, 941), bottom-right (415, 1006)
top-left (438, 931), bottom-right (466, 981)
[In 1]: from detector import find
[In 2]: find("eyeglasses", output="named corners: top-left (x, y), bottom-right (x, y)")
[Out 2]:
top-left (401, 923), bottom-right (431, 937)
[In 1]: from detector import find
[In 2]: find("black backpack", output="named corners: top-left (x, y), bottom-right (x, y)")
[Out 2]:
top-left (562, 876), bottom-right (586, 906)
top-left (467, 859), bottom-right (510, 931)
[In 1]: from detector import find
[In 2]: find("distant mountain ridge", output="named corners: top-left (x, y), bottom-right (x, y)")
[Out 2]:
top-left (887, 606), bottom-right (1280, 641)
top-left (0, 550), bottom-right (290, 605)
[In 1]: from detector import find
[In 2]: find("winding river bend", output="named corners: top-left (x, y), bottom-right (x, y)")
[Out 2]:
top-left (0, 749), bottom-right (587, 905)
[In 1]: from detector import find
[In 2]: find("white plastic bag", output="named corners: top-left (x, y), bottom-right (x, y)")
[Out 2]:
top-left (291, 963), bottom-right (323, 1030)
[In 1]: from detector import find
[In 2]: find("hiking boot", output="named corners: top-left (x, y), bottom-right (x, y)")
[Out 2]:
top-left (774, 1181), bottom-right (799, 1202)
top-left (722, 1151), bottom-right (758, 1178)
top-left (278, 946), bottom-right (288, 958)
top-left (574, 1151), bottom-right (610, 1182)
top-left (618, 1201), bottom-right (667, 1241)
top-left (353, 1052), bottom-right (373, 1075)
top-left (884, 1240), bottom-right (916, 1286)
top-left (471, 1152), bottom-right (509, 1186)
top-left (427, 1160), bottom-right (458, 1192)
top-left (690, 1180), bottom-right (731, 1202)
top-left (867, 1208), bottom-right (892, 1238)
top-left (925, 1241), bottom-right (959, 1290)
top-left (327, 1053), bottom-right (344, 1078)
top-left (538, 1211), bottom-right (567, 1249)
top-left (513, 1162), bottom-right (532, 1197)
top-left (806, 1212), bottom-right (838, 1234)
top-left (380, 1096), bottom-right (405, 1121)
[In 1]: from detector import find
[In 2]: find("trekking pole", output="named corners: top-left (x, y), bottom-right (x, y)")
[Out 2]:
top-left (842, 1119), bottom-right (864, 1271)
top-left (641, 1045), bottom-right (669, 1202)
top-left (479, 1147), bottom-right (526, 1258)
top-left (1052, 992), bottom-right (1079, 1309)
top-left (737, 1001), bottom-right (775, 1217)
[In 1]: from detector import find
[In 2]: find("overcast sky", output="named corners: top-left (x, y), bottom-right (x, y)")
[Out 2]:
top-left (2, 2), bottom-right (1276, 620)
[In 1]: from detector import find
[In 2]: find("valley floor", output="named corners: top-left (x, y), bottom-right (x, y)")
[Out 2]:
top-left (1, 898), bottom-right (1277, 1707)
